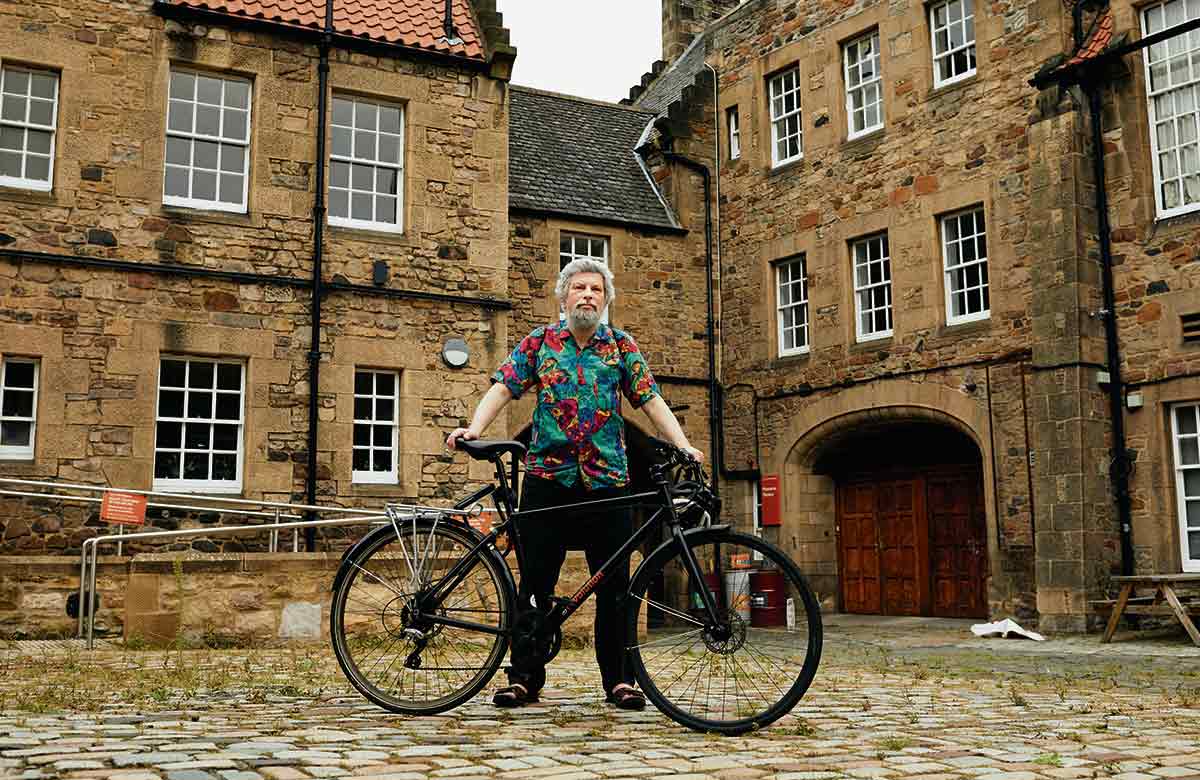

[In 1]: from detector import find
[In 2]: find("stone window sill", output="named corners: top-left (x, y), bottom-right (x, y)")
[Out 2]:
top-left (927, 73), bottom-right (978, 99)
top-left (848, 336), bottom-right (893, 354)
top-left (329, 224), bottom-right (412, 245)
top-left (841, 129), bottom-right (886, 154)
top-left (159, 205), bottom-right (258, 229)
top-left (0, 185), bottom-right (57, 206)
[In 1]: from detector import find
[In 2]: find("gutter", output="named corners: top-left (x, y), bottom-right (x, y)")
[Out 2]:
top-left (303, 0), bottom-right (335, 551)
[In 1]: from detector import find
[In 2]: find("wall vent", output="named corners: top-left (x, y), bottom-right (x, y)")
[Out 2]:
top-left (1183, 312), bottom-right (1200, 344)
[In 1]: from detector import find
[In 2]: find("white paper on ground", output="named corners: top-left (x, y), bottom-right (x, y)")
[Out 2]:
top-left (969, 618), bottom-right (1046, 641)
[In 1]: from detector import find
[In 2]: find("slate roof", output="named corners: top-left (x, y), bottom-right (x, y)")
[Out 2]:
top-left (633, 34), bottom-right (710, 117)
top-left (509, 87), bottom-right (679, 231)
top-left (159, 0), bottom-right (485, 60)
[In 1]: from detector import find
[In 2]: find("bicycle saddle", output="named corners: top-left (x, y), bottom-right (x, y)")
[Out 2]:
top-left (458, 439), bottom-right (526, 461)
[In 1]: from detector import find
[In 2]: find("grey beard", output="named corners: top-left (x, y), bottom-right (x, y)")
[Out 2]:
top-left (568, 306), bottom-right (601, 330)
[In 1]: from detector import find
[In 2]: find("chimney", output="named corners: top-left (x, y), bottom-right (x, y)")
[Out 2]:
top-left (661, 0), bottom-right (743, 63)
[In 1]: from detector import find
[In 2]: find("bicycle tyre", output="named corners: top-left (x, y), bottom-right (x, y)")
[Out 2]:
top-left (626, 529), bottom-right (822, 734)
top-left (330, 519), bottom-right (514, 715)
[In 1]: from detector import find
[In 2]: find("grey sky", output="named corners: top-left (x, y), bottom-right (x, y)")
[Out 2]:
top-left (494, 1), bottom-right (662, 104)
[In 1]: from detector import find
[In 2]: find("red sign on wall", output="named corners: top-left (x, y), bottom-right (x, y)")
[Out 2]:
top-left (100, 492), bottom-right (147, 526)
top-left (760, 474), bottom-right (781, 527)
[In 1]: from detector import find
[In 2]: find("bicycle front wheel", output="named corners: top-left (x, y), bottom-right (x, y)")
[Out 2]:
top-left (626, 529), bottom-right (822, 734)
top-left (330, 519), bottom-right (513, 715)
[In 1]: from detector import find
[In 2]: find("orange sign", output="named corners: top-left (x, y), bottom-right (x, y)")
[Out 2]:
top-left (730, 552), bottom-right (753, 569)
top-left (467, 512), bottom-right (493, 536)
top-left (100, 492), bottom-right (147, 526)
top-left (760, 474), bottom-right (781, 527)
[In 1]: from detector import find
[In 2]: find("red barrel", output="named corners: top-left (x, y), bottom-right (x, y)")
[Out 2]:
top-left (691, 572), bottom-right (722, 615)
top-left (750, 570), bottom-right (786, 627)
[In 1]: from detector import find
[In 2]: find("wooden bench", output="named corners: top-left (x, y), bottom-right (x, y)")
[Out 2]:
top-left (1100, 574), bottom-right (1200, 646)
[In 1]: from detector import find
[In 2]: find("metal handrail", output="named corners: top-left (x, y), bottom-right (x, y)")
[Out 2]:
top-left (78, 512), bottom-right (392, 648)
top-left (0, 476), bottom-right (497, 649)
top-left (0, 477), bottom-right (378, 514)
top-left (1, 478), bottom-right (308, 556)
top-left (77, 502), bottom-right (489, 648)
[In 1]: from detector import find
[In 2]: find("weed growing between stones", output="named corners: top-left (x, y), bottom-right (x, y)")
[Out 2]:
top-left (875, 735), bottom-right (914, 752)
top-left (0, 642), bottom-right (344, 713)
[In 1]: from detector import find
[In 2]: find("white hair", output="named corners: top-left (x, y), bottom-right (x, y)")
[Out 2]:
top-left (556, 258), bottom-right (616, 309)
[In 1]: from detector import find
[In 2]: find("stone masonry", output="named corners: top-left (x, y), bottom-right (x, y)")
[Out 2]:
top-left (0, 0), bottom-right (512, 555)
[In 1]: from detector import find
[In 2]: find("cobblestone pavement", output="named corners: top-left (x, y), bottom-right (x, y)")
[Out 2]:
top-left (3, 616), bottom-right (1200, 780)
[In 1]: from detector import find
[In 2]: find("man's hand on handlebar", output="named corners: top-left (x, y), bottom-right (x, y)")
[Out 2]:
top-left (681, 446), bottom-right (705, 464)
top-left (445, 427), bottom-right (480, 450)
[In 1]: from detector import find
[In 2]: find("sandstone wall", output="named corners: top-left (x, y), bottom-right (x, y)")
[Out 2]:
top-left (0, 0), bottom-right (511, 553)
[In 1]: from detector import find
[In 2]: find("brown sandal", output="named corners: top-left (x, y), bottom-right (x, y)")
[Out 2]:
top-left (605, 686), bottom-right (646, 710)
top-left (492, 684), bottom-right (538, 708)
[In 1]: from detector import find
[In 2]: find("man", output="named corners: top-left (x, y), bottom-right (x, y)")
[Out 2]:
top-left (446, 258), bottom-right (702, 711)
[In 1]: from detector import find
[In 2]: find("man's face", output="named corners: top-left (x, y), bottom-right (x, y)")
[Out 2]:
top-left (564, 272), bottom-right (606, 328)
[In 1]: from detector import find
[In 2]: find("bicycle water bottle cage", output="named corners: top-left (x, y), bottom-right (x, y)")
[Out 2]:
top-left (458, 439), bottom-right (526, 462)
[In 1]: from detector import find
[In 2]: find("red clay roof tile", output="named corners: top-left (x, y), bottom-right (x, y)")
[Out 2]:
top-left (1065, 12), bottom-right (1114, 67)
top-left (164, 0), bottom-right (485, 60)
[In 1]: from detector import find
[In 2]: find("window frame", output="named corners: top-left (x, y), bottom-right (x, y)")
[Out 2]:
top-left (768, 66), bottom-right (803, 168)
top-left (1172, 402), bottom-right (1200, 572)
top-left (152, 355), bottom-right (246, 494)
top-left (352, 368), bottom-right (401, 485)
top-left (941, 206), bottom-right (991, 326)
top-left (162, 68), bottom-right (253, 214)
top-left (844, 30), bottom-right (884, 140)
top-left (0, 65), bottom-right (59, 192)
top-left (929, 0), bottom-right (978, 88)
top-left (776, 255), bottom-right (810, 357)
top-left (1141, 0), bottom-right (1200, 220)
top-left (852, 233), bottom-right (894, 342)
top-left (328, 94), bottom-right (406, 234)
top-left (0, 357), bottom-right (39, 460)
top-left (727, 105), bottom-right (741, 160)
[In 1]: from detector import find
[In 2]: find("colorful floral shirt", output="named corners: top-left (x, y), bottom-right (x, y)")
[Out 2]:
top-left (492, 321), bottom-right (660, 489)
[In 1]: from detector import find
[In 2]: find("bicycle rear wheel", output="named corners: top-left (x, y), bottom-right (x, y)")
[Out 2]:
top-left (626, 529), bottom-right (822, 734)
top-left (330, 519), bottom-right (513, 715)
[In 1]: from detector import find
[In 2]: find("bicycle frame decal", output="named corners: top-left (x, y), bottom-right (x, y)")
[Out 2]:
top-left (571, 569), bottom-right (605, 606)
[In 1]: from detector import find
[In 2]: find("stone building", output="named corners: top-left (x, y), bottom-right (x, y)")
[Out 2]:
top-left (2, 0), bottom-right (1198, 636)
top-left (0, 0), bottom-right (516, 552)
top-left (614, 0), bottom-right (1200, 631)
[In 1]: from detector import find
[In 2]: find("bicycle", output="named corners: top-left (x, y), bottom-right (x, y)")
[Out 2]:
top-left (329, 437), bottom-right (822, 734)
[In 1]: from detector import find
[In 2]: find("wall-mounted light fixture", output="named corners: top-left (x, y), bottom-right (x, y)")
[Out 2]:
top-left (442, 337), bottom-right (470, 369)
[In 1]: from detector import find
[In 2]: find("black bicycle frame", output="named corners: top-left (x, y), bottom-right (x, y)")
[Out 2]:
top-left (416, 452), bottom-right (726, 637)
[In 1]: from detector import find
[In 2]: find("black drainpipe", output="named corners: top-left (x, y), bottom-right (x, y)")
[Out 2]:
top-left (1066, 2), bottom-right (1133, 575)
top-left (1084, 79), bottom-right (1135, 576)
top-left (662, 152), bottom-right (720, 500)
top-left (304, 0), bottom-right (334, 550)
top-left (444, 0), bottom-right (457, 40)
top-left (1027, 7), bottom-right (1200, 577)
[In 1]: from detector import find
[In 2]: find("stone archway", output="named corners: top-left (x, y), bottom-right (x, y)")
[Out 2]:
top-left (768, 394), bottom-right (996, 619)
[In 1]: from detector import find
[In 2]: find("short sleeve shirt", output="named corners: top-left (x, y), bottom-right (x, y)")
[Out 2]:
top-left (492, 321), bottom-right (660, 489)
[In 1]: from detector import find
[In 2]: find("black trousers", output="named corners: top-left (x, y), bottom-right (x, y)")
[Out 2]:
top-left (506, 475), bottom-right (634, 695)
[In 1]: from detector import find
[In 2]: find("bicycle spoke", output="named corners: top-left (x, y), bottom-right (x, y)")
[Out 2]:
top-left (628, 532), bottom-right (822, 734)
top-left (633, 593), bottom-right (704, 627)
top-left (627, 626), bottom-right (705, 651)
top-left (333, 521), bottom-right (510, 715)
